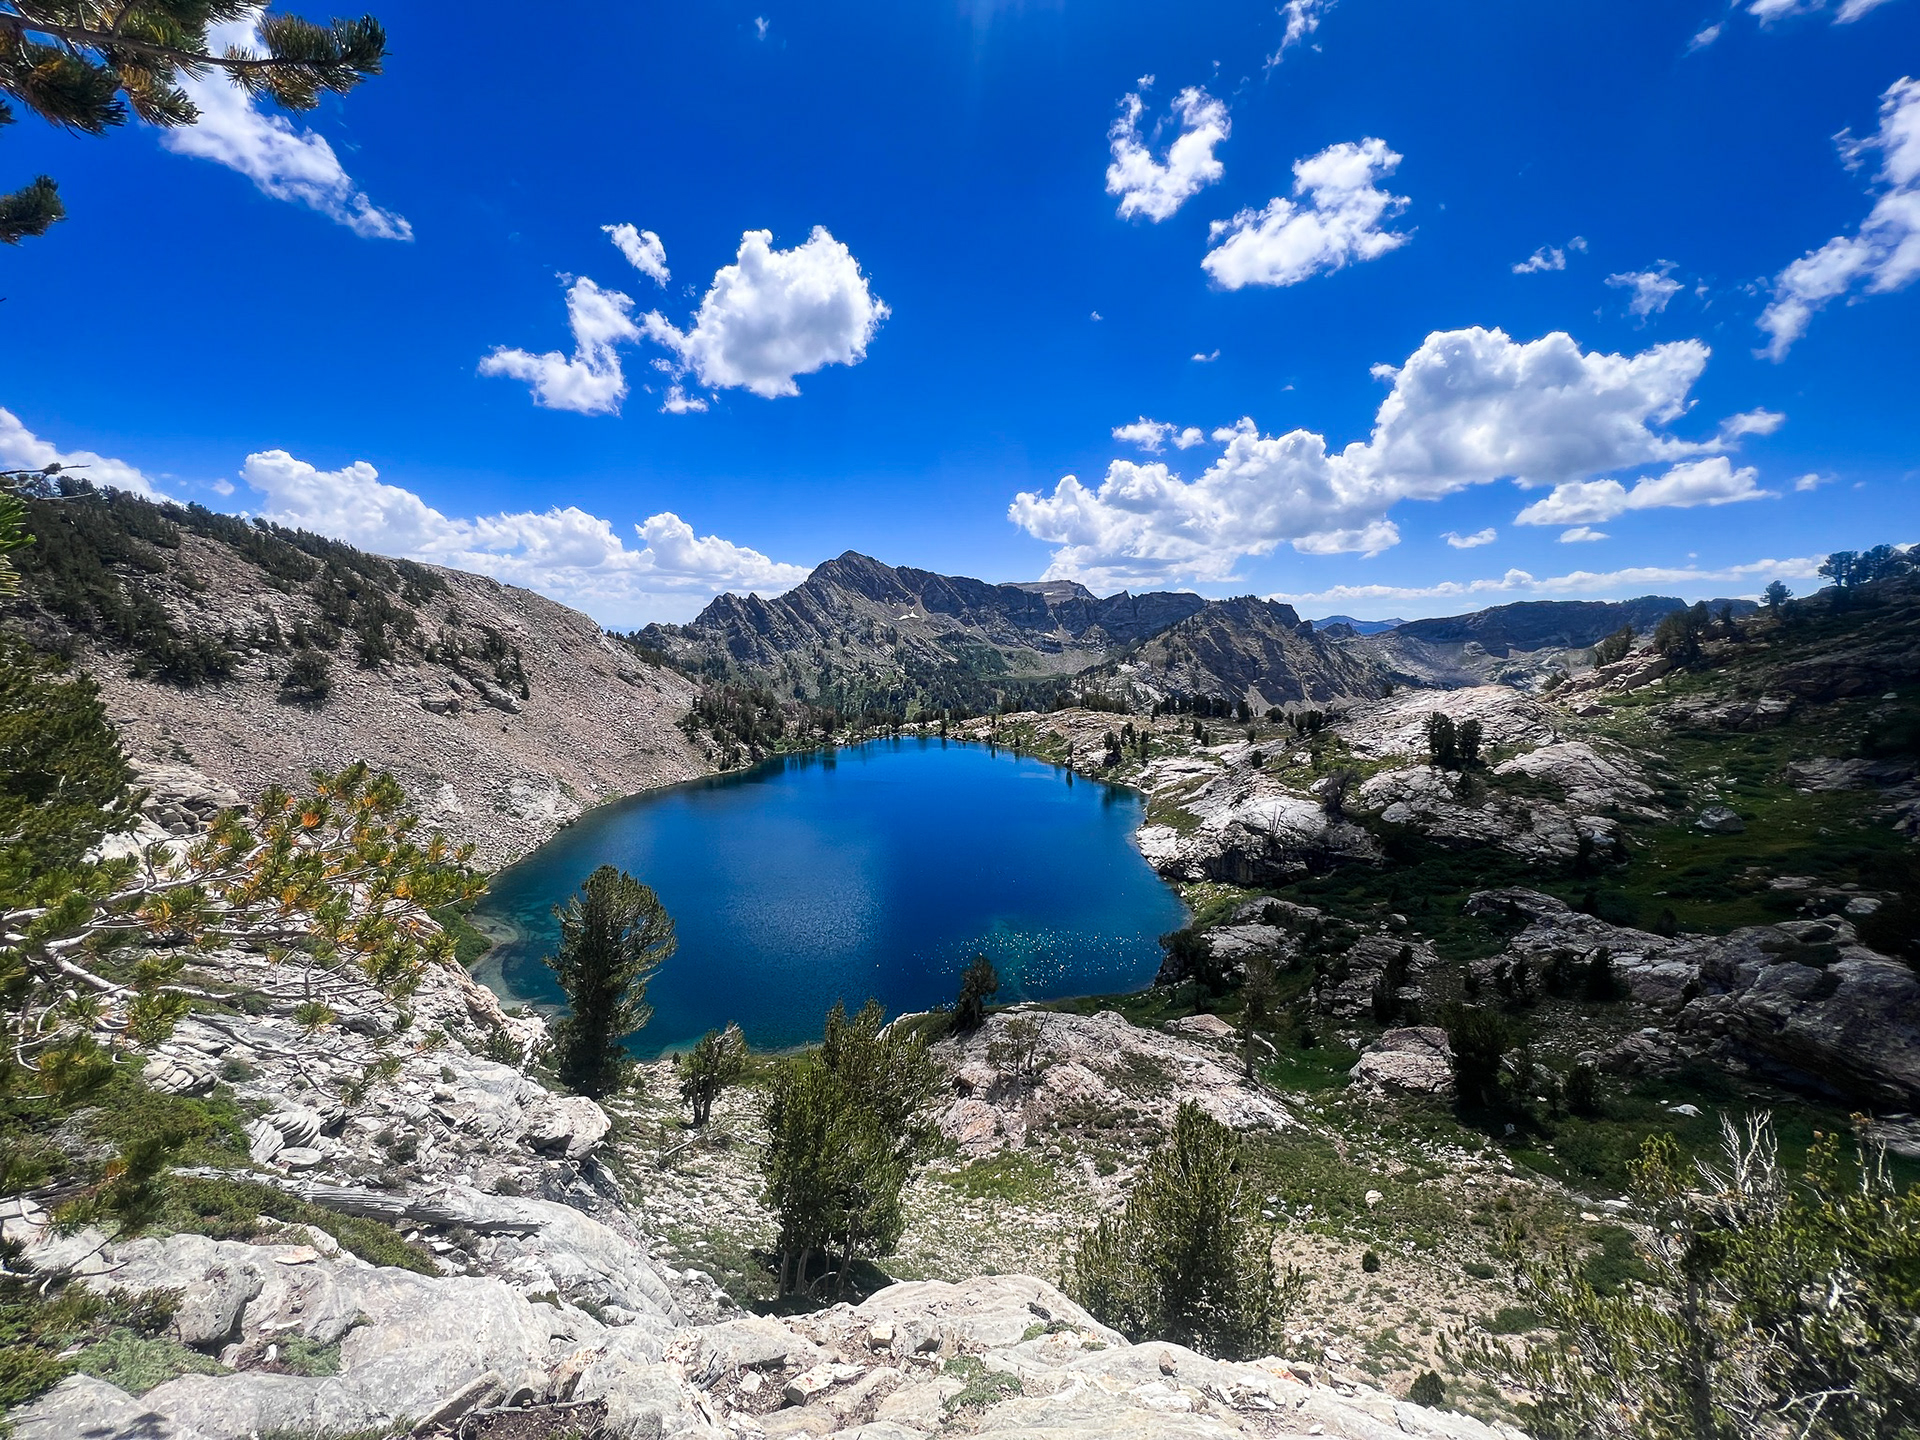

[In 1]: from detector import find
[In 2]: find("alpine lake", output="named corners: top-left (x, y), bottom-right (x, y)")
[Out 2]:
top-left (471, 736), bottom-right (1189, 1056)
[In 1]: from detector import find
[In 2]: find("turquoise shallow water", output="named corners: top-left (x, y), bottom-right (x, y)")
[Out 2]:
top-left (471, 736), bottom-right (1187, 1056)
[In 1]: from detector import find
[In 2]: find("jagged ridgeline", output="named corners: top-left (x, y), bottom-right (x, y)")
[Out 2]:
top-left (636, 547), bottom-right (1768, 737)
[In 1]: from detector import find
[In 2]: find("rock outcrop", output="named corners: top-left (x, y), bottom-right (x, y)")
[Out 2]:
top-left (1464, 889), bottom-right (1920, 1107)
top-left (933, 1008), bottom-right (1293, 1166)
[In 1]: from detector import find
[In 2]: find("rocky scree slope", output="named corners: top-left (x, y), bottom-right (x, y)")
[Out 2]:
top-left (8, 489), bottom-right (708, 867)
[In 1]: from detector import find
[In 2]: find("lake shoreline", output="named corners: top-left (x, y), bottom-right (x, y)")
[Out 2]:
top-left (465, 734), bottom-right (1187, 1053)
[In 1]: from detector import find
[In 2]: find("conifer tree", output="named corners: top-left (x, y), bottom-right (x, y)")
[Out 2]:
top-left (1068, 1102), bottom-right (1300, 1359)
top-left (546, 865), bottom-right (675, 1098)
top-left (0, 1), bottom-right (388, 241)
top-left (1457, 1116), bottom-right (1920, 1440)
top-left (761, 999), bottom-right (941, 1297)
top-left (678, 1022), bottom-right (746, 1126)
top-left (952, 952), bottom-right (998, 1032)
top-left (1593, 623), bottom-right (1636, 666)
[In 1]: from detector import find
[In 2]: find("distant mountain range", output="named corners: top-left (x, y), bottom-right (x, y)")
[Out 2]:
top-left (640, 551), bottom-right (1742, 714)
top-left (1311, 614), bottom-right (1406, 635)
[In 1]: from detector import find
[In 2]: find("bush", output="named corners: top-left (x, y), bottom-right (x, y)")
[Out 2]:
top-left (1068, 1103), bottom-right (1302, 1360)
top-left (1565, 1061), bottom-right (1602, 1118)
top-left (279, 651), bottom-right (332, 704)
top-left (1361, 1248), bottom-right (1381, 1273)
top-left (1408, 1370), bottom-right (1446, 1408)
top-left (1463, 1117), bottom-right (1920, 1440)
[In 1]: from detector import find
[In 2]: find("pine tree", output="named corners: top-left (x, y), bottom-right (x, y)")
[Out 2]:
top-left (0, 1), bottom-right (388, 242)
top-left (678, 1022), bottom-right (746, 1126)
top-left (1593, 623), bottom-right (1636, 666)
top-left (1068, 1102), bottom-right (1301, 1359)
top-left (0, 630), bottom-right (134, 902)
top-left (952, 953), bottom-right (999, 1032)
top-left (546, 866), bottom-right (676, 1098)
top-left (1426, 711), bottom-right (1458, 768)
top-left (761, 999), bottom-right (941, 1297)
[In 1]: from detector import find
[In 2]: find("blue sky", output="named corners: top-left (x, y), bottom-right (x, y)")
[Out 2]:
top-left (2, 0), bottom-right (1916, 624)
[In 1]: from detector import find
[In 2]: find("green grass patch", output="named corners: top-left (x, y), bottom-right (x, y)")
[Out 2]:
top-left (0, 1282), bottom-right (183, 1412)
top-left (1240, 1129), bottom-right (1458, 1249)
top-left (942, 1354), bottom-right (1024, 1413)
top-left (933, 1150), bottom-right (1055, 1205)
top-left (165, 1177), bottom-right (436, 1274)
top-left (75, 1329), bottom-right (228, 1393)
top-left (277, 1335), bottom-right (343, 1377)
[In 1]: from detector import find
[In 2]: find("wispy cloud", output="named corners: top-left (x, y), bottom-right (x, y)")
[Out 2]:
top-left (159, 12), bottom-right (410, 240)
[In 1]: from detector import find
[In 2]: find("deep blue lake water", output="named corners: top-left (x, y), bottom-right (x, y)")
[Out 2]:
top-left (471, 737), bottom-right (1187, 1056)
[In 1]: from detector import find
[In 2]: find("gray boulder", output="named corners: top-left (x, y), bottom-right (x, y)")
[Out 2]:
top-left (1351, 1028), bottom-right (1454, 1096)
top-left (1695, 804), bottom-right (1746, 834)
top-left (9, 1375), bottom-right (211, 1440)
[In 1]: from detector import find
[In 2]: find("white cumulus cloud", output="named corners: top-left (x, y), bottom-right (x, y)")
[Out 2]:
top-left (1443, 527), bottom-right (1498, 548)
top-left (1607, 263), bottom-right (1683, 317)
top-left (1010, 326), bottom-right (1732, 588)
top-left (159, 12), bottom-right (410, 240)
top-left (1106, 88), bottom-right (1231, 222)
top-left (1717, 407), bottom-right (1787, 441)
top-left (1113, 418), bottom-right (1206, 452)
top-left (1560, 526), bottom-right (1609, 543)
top-left (0, 409), bottom-right (163, 497)
top-left (1760, 75), bottom-right (1920, 356)
top-left (479, 277), bottom-right (641, 416)
top-left (240, 449), bottom-right (808, 626)
top-left (1513, 456), bottom-right (1772, 527)
top-left (604, 224), bottom-right (669, 285)
top-left (1201, 138), bottom-right (1410, 290)
top-left (642, 227), bottom-right (888, 399)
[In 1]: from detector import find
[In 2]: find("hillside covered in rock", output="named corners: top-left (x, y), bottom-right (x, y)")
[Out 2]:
top-left (6, 486), bottom-right (709, 866)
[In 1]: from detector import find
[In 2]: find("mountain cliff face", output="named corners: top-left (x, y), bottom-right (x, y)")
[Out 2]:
top-left (1088, 595), bottom-right (1393, 709)
top-left (8, 489), bottom-right (706, 867)
top-left (637, 551), bottom-right (1208, 709)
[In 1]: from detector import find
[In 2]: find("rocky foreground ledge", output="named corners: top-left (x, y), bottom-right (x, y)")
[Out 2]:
top-left (12, 1266), bottom-right (1520, 1440)
top-left (1, 927), bottom-right (1519, 1440)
